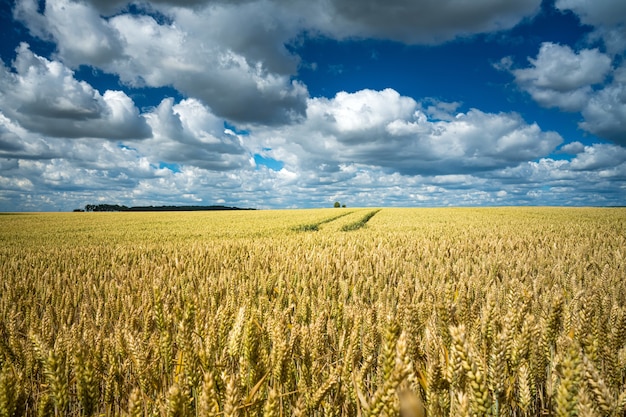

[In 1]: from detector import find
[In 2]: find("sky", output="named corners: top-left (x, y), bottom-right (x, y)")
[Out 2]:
top-left (0, 0), bottom-right (625, 211)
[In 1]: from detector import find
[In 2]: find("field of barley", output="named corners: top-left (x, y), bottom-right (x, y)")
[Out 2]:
top-left (1, 207), bottom-right (625, 417)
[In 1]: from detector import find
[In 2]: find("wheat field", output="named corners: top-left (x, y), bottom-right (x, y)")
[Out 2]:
top-left (0, 207), bottom-right (625, 416)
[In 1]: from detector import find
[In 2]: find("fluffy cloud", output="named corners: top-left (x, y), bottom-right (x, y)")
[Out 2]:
top-left (0, 44), bottom-right (150, 139)
top-left (106, 9), bottom-right (309, 125)
top-left (556, 0), bottom-right (626, 54)
top-left (579, 65), bottom-right (626, 145)
top-left (509, 43), bottom-right (626, 145)
top-left (0, 112), bottom-right (58, 160)
top-left (0, 123), bottom-right (252, 211)
top-left (307, 89), bottom-right (417, 135)
top-left (14, 0), bottom-right (124, 67)
top-left (256, 89), bottom-right (562, 176)
top-left (3, 86), bottom-right (584, 212)
top-left (5, 144), bottom-right (624, 211)
top-left (555, 0), bottom-right (626, 27)
top-left (568, 143), bottom-right (626, 171)
top-left (486, 149), bottom-right (626, 205)
top-left (516, 43), bottom-right (611, 91)
top-left (559, 141), bottom-right (585, 154)
top-left (511, 43), bottom-right (611, 111)
top-left (142, 98), bottom-right (250, 171)
top-left (15, 0), bottom-right (309, 125)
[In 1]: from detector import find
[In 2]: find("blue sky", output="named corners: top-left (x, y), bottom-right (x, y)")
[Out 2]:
top-left (0, 0), bottom-right (625, 210)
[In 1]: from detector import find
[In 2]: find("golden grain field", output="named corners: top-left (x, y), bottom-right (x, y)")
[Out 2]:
top-left (1, 207), bottom-right (625, 417)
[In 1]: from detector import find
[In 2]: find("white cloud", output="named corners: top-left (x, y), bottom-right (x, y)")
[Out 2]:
top-left (256, 89), bottom-right (562, 176)
top-left (509, 43), bottom-right (626, 144)
top-left (556, 0), bottom-right (626, 55)
top-left (3, 144), bottom-right (624, 211)
top-left (2, 86), bottom-right (584, 212)
top-left (579, 65), bottom-right (626, 145)
top-left (16, 0), bottom-right (123, 67)
top-left (569, 144), bottom-right (626, 171)
top-left (108, 9), bottom-right (309, 125)
top-left (307, 89), bottom-right (417, 134)
top-left (588, 26), bottom-right (626, 56)
top-left (487, 152), bottom-right (626, 205)
top-left (0, 44), bottom-right (150, 139)
top-left (555, 0), bottom-right (626, 27)
top-left (516, 43), bottom-right (611, 91)
top-left (14, 0), bottom-right (309, 125)
top-left (142, 98), bottom-right (250, 171)
top-left (0, 112), bottom-right (58, 159)
top-left (511, 43), bottom-right (611, 111)
top-left (559, 141), bottom-right (585, 154)
top-left (0, 175), bottom-right (34, 192)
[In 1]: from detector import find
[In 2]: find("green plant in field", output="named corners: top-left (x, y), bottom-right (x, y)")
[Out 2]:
top-left (341, 209), bottom-right (381, 231)
top-left (293, 210), bottom-right (354, 232)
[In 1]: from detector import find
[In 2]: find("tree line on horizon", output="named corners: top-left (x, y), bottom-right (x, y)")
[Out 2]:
top-left (75, 204), bottom-right (255, 212)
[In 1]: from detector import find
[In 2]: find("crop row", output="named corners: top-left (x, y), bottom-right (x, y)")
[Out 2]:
top-left (292, 210), bottom-right (355, 232)
top-left (340, 209), bottom-right (381, 231)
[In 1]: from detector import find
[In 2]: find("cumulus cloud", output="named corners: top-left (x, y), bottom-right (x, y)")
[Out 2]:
top-left (579, 65), bottom-right (626, 145)
top-left (486, 149), bottom-right (626, 205)
top-left (0, 44), bottom-right (151, 139)
top-left (515, 43), bottom-right (611, 91)
top-left (108, 7), bottom-right (309, 124)
top-left (256, 89), bottom-right (562, 176)
top-left (171, 3), bottom-right (303, 76)
top-left (0, 112), bottom-right (57, 159)
top-left (556, 0), bottom-right (626, 55)
top-left (0, 121), bottom-right (252, 211)
top-left (507, 42), bottom-right (626, 144)
top-left (307, 89), bottom-right (417, 136)
top-left (14, 0), bottom-right (124, 67)
top-left (511, 43), bottom-right (612, 111)
top-left (0, 124), bottom-right (25, 153)
top-left (142, 98), bottom-right (250, 171)
top-left (555, 0), bottom-right (626, 27)
top-left (569, 144), bottom-right (626, 171)
top-left (559, 141), bottom-right (585, 154)
top-left (3, 139), bottom-right (624, 211)
top-left (14, 0), bottom-right (309, 125)
top-left (0, 87), bottom-right (564, 210)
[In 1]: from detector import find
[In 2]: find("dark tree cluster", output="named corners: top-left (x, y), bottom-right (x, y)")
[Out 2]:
top-left (78, 204), bottom-right (254, 212)
top-left (84, 204), bottom-right (129, 212)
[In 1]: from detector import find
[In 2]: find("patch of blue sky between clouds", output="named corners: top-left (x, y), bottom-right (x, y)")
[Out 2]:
top-left (117, 143), bottom-right (138, 152)
top-left (253, 154), bottom-right (284, 171)
top-left (224, 122), bottom-right (250, 136)
top-left (158, 161), bottom-right (181, 173)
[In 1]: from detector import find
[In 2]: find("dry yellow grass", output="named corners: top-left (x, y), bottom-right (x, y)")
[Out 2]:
top-left (0, 207), bottom-right (625, 416)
